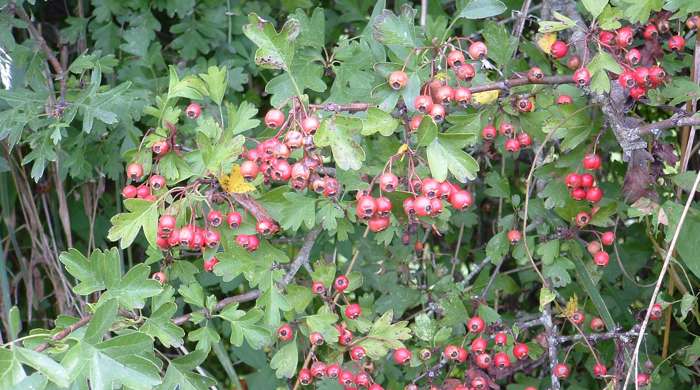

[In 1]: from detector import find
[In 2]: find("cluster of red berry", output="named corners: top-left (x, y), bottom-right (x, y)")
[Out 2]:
top-left (354, 175), bottom-right (474, 233)
top-left (241, 108), bottom-right (339, 195)
top-left (565, 153), bottom-right (604, 203)
top-left (480, 121), bottom-right (532, 154)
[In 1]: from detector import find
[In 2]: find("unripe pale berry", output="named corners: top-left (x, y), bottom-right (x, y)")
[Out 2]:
top-left (447, 50), bottom-right (466, 68)
top-left (468, 41), bottom-right (488, 60)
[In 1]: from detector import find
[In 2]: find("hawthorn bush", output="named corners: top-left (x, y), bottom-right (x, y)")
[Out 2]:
top-left (2, 0), bottom-right (700, 389)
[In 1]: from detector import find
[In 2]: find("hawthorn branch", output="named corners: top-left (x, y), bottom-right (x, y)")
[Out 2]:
top-left (34, 315), bottom-right (91, 352)
top-left (542, 305), bottom-right (561, 390)
top-left (280, 227), bottom-right (321, 287)
top-left (637, 115), bottom-right (700, 136)
top-left (231, 193), bottom-right (273, 222)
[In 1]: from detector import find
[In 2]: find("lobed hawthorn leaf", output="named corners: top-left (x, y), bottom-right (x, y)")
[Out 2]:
top-left (356, 310), bottom-right (411, 360)
top-left (582, 0), bottom-right (609, 18)
top-left (486, 231), bottom-right (509, 264)
top-left (198, 66), bottom-right (226, 106)
top-left (270, 339), bottom-right (298, 379)
top-left (291, 7), bottom-right (325, 49)
top-left (361, 108), bottom-right (399, 136)
top-left (14, 347), bottom-right (69, 387)
top-left (315, 115), bottom-right (365, 171)
top-left (107, 198), bottom-right (159, 249)
top-left (158, 350), bottom-right (215, 390)
top-left (426, 135), bottom-right (479, 183)
top-left (59, 247), bottom-right (120, 296)
top-left (243, 13), bottom-right (300, 70)
top-left (306, 306), bottom-right (340, 343)
top-left (265, 49), bottom-right (327, 108)
top-left (140, 302), bottom-right (185, 348)
top-left (227, 101), bottom-right (260, 135)
top-left (258, 187), bottom-right (316, 232)
top-left (100, 264), bottom-right (163, 310)
top-left (218, 305), bottom-right (271, 349)
top-left (620, 0), bottom-right (663, 23)
top-left (482, 22), bottom-right (517, 67)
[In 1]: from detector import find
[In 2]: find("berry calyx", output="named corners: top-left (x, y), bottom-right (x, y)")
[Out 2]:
top-left (309, 332), bottom-right (324, 346)
top-left (444, 344), bottom-right (460, 360)
top-left (576, 211), bottom-right (591, 227)
top-left (152, 140), bottom-right (169, 155)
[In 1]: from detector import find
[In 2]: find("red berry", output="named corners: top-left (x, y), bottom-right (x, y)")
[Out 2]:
top-left (156, 236), bottom-right (169, 250)
top-left (482, 124), bottom-right (497, 140)
top-left (235, 234), bottom-right (259, 251)
top-left (271, 159), bottom-right (292, 181)
top-left (586, 187), bottom-right (603, 203)
top-left (185, 102), bottom-right (201, 119)
top-left (444, 344), bottom-right (460, 360)
top-left (310, 361), bottom-right (326, 379)
top-left (126, 163), bottom-right (144, 181)
top-left (369, 383), bottom-right (383, 390)
top-left (338, 370), bottom-right (354, 386)
top-left (499, 122), bottom-right (515, 137)
top-left (409, 114), bottom-right (424, 131)
top-left (429, 103), bottom-right (446, 122)
top-left (334, 275), bottom-right (349, 292)
top-left (507, 229), bottom-right (522, 244)
top-left (599, 30), bottom-right (615, 45)
top-left (309, 332), bottom-right (324, 346)
top-left (668, 35), bottom-right (686, 51)
top-left (435, 85), bottom-right (454, 104)
top-left (494, 331), bottom-right (508, 346)
top-left (580, 173), bottom-right (595, 188)
top-left (648, 66), bottom-right (666, 87)
top-left (438, 181), bottom-right (453, 199)
top-left (493, 352), bottom-right (511, 368)
top-left (356, 195), bottom-right (377, 219)
top-left (345, 303), bottom-right (362, 319)
top-left (637, 372), bottom-right (650, 386)
top-left (471, 377), bottom-right (486, 390)
top-left (226, 211), bottom-right (242, 229)
top-left (374, 196), bottom-right (392, 216)
top-left (323, 177), bottom-right (339, 197)
top-left (593, 362), bottom-right (607, 378)
top-left (571, 310), bottom-right (585, 325)
top-left (643, 24), bottom-right (658, 40)
top-left (587, 241), bottom-right (602, 255)
top-left (256, 219), bottom-right (278, 236)
top-left (207, 210), bottom-right (223, 227)
top-left (368, 215), bottom-right (391, 232)
top-left (379, 172), bottom-right (399, 192)
top-left (630, 86), bottom-right (646, 100)
top-left (649, 303), bottom-right (663, 320)
top-left (471, 337), bottom-right (488, 353)
top-left (505, 138), bottom-right (521, 153)
top-left (468, 41), bottom-right (488, 60)
top-left (467, 315), bottom-right (485, 333)
top-left (265, 109), bottom-right (285, 128)
top-left (159, 215), bottom-right (176, 233)
top-left (240, 160), bottom-right (259, 180)
top-left (456, 347), bottom-right (468, 363)
top-left (203, 257), bottom-right (219, 272)
top-left (616, 26), bottom-right (634, 48)
top-left (554, 363), bottom-right (570, 379)
top-left (429, 197), bottom-right (443, 215)
top-left (571, 187), bottom-right (587, 201)
top-left (601, 231), bottom-right (615, 246)
top-left (574, 67), bottom-right (591, 86)
top-left (337, 326), bottom-right (353, 345)
top-left (590, 317), bottom-right (605, 332)
top-left (354, 372), bottom-right (370, 387)
top-left (527, 66), bottom-right (544, 82)
top-left (402, 197), bottom-right (416, 215)
top-left (593, 250), bottom-right (609, 266)
top-left (513, 343), bottom-right (529, 360)
top-left (298, 368), bottom-right (312, 385)
top-left (565, 173), bottom-right (581, 188)
top-left (626, 48), bottom-right (641, 65)
top-left (421, 178), bottom-right (441, 199)
top-left (152, 140), bottom-right (169, 155)
top-left (576, 211), bottom-right (591, 227)
top-left (618, 71), bottom-right (636, 89)
top-left (633, 67), bottom-right (649, 86)
top-left (475, 353), bottom-right (492, 369)
top-left (557, 95), bottom-right (573, 105)
top-left (311, 281), bottom-right (325, 295)
top-left (350, 346), bottom-right (366, 360)
top-left (447, 50), bottom-right (466, 68)
top-left (393, 347), bottom-right (412, 365)
top-left (203, 229), bottom-right (220, 248)
top-left (517, 132), bottom-right (532, 147)
top-left (516, 97), bottom-right (534, 112)
top-left (414, 195), bottom-right (432, 217)
top-left (136, 185), bottom-right (151, 199)
top-left (389, 70), bottom-right (408, 90)
top-left (122, 184), bottom-right (138, 198)
top-left (550, 40), bottom-right (568, 59)
top-left (414, 95), bottom-right (434, 113)
top-left (301, 115), bottom-right (320, 134)
top-left (277, 323), bottom-right (293, 341)
top-left (455, 63), bottom-right (476, 80)
top-left (152, 271), bottom-right (167, 284)
top-left (449, 190), bottom-right (473, 210)
top-left (454, 87), bottom-right (472, 106)
top-left (149, 175), bottom-right (166, 191)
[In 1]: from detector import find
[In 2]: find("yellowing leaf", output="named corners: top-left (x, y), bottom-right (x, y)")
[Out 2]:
top-left (536, 32), bottom-right (557, 54)
top-left (219, 165), bottom-right (255, 194)
top-left (396, 143), bottom-right (409, 155)
top-left (472, 90), bottom-right (500, 105)
top-left (562, 295), bottom-right (579, 318)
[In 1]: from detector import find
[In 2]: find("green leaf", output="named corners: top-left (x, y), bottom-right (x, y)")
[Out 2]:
top-left (218, 305), bottom-right (271, 349)
top-left (426, 136), bottom-right (479, 183)
top-left (620, 0), bottom-right (663, 23)
top-left (486, 231), bottom-right (509, 264)
top-left (543, 259), bottom-right (572, 288)
top-left (484, 172), bottom-right (510, 198)
top-left (140, 302), bottom-right (185, 348)
top-left (270, 341), bottom-right (298, 379)
top-left (227, 101), bottom-right (260, 135)
top-left (257, 274), bottom-right (291, 326)
top-left (372, 8), bottom-right (421, 49)
top-left (537, 240), bottom-right (560, 265)
top-left (168, 66), bottom-right (206, 100)
top-left (457, 0), bottom-right (507, 19)
top-left (477, 304), bottom-right (501, 324)
top-left (306, 306), bottom-right (340, 343)
top-left (243, 13), bottom-right (300, 70)
top-left (14, 347), bottom-right (69, 387)
top-left (661, 80), bottom-right (700, 106)
top-left (291, 7), bottom-right (325, 49)
top-left (676, 214), bottom-right (700, 281)
top-left (8, 307), bottom-right (20, 340)
top-left (539, 288), bottom-right (556, 311)
top-left (179, 283), bottom-right (205, 308)
top-left (416, 116), bottom-right (438, 147)
top-left (412, 313), bottom-right (436, 342)
top-left (84, 299), bottom-right (118, 344)
top-left (265, 51), bottom-right (327, 107)
top-left (259, 188), bottom-right (316, 232)
top-left (588, 51), bottom-right (623, 75)
top-left (159, 350), bottom-right (215, 390)
top-left (539, 180), bottom-right (569, 209)
top-left (310, 261), bottom-right (336, 289)
top-left (582, 0), bottom-right (609, 18)
top-left (356, 311), bottom-right (411, 360)
top-left (572, 255), bottom-right (616, 330)
top-left (317, 200), bottom-right (345, 232)
top-left (361, 108), bottom-right (399, 136)
top-left (199, 66), bottom-right (227, 106)
top-left (107, 198), bottom-right (159, 249)
top-left (286, 284), bottom-right (313, 313)
top-left (482, 21), bottom-right (517, 66)
top-left (100, 264), bottom-right (163, 310)
top-left (315, 116), bottom-right (365, 171)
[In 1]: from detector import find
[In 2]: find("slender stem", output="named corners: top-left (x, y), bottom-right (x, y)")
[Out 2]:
top-left (213, 340), bottom-right (242, 390)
